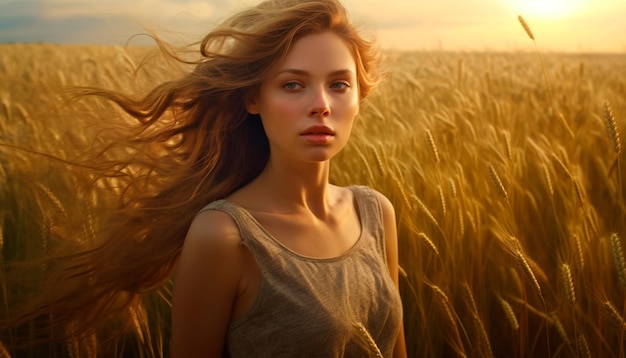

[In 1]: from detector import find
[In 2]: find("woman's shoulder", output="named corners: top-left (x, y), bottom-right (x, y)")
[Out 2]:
top-left (348, 185), bottom-right (394, 209)
top-left (185, 205), bottom-right (242, 250)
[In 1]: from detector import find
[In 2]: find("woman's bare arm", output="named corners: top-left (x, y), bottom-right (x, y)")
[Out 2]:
top-left (170, 210), bottom-right (245, 358)
top-left (376, 191), bottom-right (408, 358)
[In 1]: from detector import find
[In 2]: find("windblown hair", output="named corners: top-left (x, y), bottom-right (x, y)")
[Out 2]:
top-left (2, 0), bottom-right (379, 353)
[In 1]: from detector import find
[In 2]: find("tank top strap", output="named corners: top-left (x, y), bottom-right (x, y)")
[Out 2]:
top-left (349, 185), bottom-right (388, 263)
top-left (196, 199), bottom-right (270, 244)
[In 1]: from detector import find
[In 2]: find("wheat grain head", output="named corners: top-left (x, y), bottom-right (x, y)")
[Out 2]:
top-left (609, 233), bottom-right (626, 287)
top-left (352, 322), bottom-right (384, 358)
top-left (603, 99), bottom-right (622, 154)
top-left (517, 16), bottom-right (535, 40)
top-left (559, 263), bottom-right (576, 305)
top-left (487, 163), bottom-right (509, 203)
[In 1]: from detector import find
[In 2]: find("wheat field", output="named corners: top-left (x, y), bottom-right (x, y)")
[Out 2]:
top-left (0, 41), bottom-right (625, 357)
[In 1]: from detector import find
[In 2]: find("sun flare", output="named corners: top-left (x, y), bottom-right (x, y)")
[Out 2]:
top-left (509, 0), bottom-right (586, 20)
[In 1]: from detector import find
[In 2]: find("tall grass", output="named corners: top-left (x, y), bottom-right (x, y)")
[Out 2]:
top-left (1, 41), bottom-right (625, 356)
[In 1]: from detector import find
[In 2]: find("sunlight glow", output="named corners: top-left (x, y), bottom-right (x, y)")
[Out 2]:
top-left (509, 0), bottom-right (586, 19)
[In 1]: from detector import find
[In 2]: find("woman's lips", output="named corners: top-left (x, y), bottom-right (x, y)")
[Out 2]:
top-left (300, 125), bottom-right (334, 144)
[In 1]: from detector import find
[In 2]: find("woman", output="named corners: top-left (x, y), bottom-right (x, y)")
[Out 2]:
top-left (171, 1), bottom-right (406, 354)
top-left (4, 0), bottom-right (405, 356)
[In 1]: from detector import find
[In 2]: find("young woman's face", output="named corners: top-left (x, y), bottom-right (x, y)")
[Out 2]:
top-left (247, 32), bottom-right (359, 164)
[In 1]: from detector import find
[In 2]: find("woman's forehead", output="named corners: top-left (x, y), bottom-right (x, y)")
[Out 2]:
top-left (274, 32), bottom-right (357, 75)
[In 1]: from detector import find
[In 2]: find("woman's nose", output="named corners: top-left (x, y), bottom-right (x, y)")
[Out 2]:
top-left (309, 87), bottom-right (330, 117)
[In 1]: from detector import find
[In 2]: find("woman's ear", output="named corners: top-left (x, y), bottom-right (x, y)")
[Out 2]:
top-left (245, 96), bottom-right (259, 115)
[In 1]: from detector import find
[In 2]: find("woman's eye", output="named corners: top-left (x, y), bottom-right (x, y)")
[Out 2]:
top-left (283, 82), bottom-right (301, 90)
top-left (331, 82), bottom-right (350, 90)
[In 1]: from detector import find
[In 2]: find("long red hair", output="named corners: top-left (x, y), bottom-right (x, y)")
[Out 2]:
top-left (2, 0), bottom-right (380, 354)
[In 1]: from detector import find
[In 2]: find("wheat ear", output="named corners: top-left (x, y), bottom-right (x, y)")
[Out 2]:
top-left (417, 232), bottom-right (440, 256)
top-left (577, 334), bottom-right (591, 358)
top-left (574, 234), bottom-right (585, 269)
top-left (413, 194), bottom-right (440, 228)
top-left (352, 322), bottom-right (383, 358)
top-left (515, 248), bottom-right (543, 296)
top-left (610, 233), bottom-right (626, 287)
top-left (517, 16), bottom-right (534, 40)
top-left (487, 163), bottom-right (509, 203)
top-left (541, 163), bottom-right (554, 196)
top-left (603, 300), bottom-right (626, 328)
top-left (499, 297), bottom-right (519, 331)
top-left (437, 185), bottom-right (447, 217)
top-left (425, 129), bottom-right (440, 164)
top-left (603, 99), bottom-right (622, 154)
top-left (572, 178), bottom-right (586, 207)
top-left (448, 177), bottom-right (457, 198)
top-left (559, 263), bottom-right (576, 305)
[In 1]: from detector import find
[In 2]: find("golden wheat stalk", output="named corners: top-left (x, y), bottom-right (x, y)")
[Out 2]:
top-left (610, 233), bottom-right (626, 287)
top-left (502, 130), bottom-right (512, 160)
top-left (370, 144), bottom-right (386, 175)
top-left (559, 263), bottom-right (576, 304)
top-left (64, 321), bottom-right (98, 358)
top-left (541, 163), bottom-right (554, 196)
top-left (437, 185), bottom-right (446, 217)
top-left (417, 232), bottom-right (440, 256)
top-left (516, 249), bottom-right (543, 296)
top-left (0, 93), bottom-right (11, 122)
top-left (603, 99), bottom-right (622, 154)
top-left (37, 183), bottom-right (68, 218)
top-left (517, 15), bottom-right (574, 138)
top-left (603, 300), bottom-right (626, 328)
top-left (398, 265), bottom-right (408, 279)
top-left (549, 312), bottom-right (568, 343)
top-left (425, 128), bottom-right (441, 164)
top-left (391, 175), bottom-right (412, 212)
top-left (40, 213), bottom-right (52, 253)
top-left (79, 196), bottom-right (97, 243)
top-left (577, 334), bottom-right (591, 358)
top-left (66, 335), bottom-right (80, 358)
top-left (584, 210), bottom-right (598, 239)
top-left (463, 283), bottom-right (494, 357)
top-left (448, 177), bottom-right (457, 199)
top-left (466, 203), bottom-right (478, 234)
top-left (517, 15), bottom-right (534, 40)
top-left (432, 285), bottom-right (465, 351)
top-left (352, 322), bottom-right (383, 358)
top-left (551, 153), bottom-right (573, 179)
top-left (572, 178), bottom-right (586, 207)
top-left (413, 194), bottom-right (440, 228)
top-left (574, 234), bottom-right (585, 269)
top-left (487, 163), bottom-right (509, 203)
top-left (499, 297), bottom-right (519, 331)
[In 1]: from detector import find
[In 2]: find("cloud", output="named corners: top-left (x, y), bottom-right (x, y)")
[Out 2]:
top-left (0, 1), bottom-right (44, 18)
top-left (0, 14), bottom-right (143, 44)
top-left (0, 0), bottom-right (257, 44)
top-left (0, 0), bottom-right (248, 21)
top-left (39, 0), bottom-right (215, 20)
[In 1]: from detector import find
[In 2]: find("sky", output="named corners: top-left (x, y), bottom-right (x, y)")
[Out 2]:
top-left (0, 0), bottom-right (624, 53)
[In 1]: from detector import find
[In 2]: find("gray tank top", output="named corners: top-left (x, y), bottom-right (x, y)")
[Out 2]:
top-left (199, 185), bottom-right (402, 357)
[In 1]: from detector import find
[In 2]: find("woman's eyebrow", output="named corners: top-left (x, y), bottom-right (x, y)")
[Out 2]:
top-left (276, 68), bottom-right (355, 76)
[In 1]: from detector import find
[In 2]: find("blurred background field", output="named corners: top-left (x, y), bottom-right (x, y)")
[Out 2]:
top-left (1, 43), bottom-right (625, 357)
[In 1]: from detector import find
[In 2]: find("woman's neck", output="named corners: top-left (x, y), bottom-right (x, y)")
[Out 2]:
top-left (235, 158), bottom-right (336, 218)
